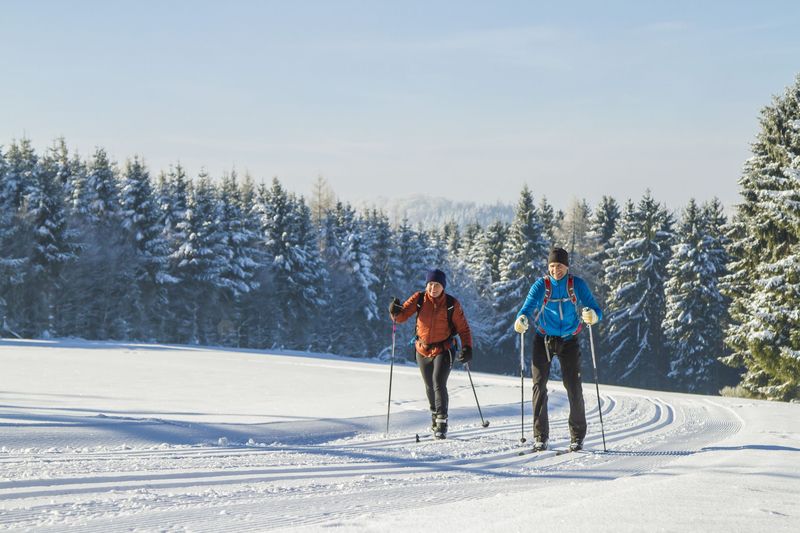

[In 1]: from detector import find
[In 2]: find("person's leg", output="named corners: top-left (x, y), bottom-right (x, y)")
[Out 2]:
top-left (416, 352), bottom-right (436, 415)
top-left (531, 334), bottom-right (552, 442)
top-left (431, 349), bottom-right (453, 417)
top-left (558, 338), bottom-right (587, 442)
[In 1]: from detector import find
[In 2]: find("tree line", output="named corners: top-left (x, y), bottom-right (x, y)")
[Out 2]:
top-left (2, 77), bottom-right (799, 401)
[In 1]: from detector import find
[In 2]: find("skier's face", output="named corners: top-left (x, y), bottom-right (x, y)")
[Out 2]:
top-left (549, 262), bottom-right (568, 280)
top-left (426, 281), bottom-right (444, 298)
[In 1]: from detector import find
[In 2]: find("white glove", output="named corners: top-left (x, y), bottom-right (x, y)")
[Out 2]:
top-left (514, 315), bottom-right (529, 333)
top-left (582, 308), bottom-right (598, 325)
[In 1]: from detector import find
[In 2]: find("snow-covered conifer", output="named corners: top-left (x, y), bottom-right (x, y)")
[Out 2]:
top-left (490, 186), bottom-right (549, 371)
top-left (663, 199), bottom-right (729, 393)
top-left (603, 192), bottom-right (674, 388)
top-left (72, 147), bottom-right (120, 227)
top-left (118, 156), bottom-right (176, 338)
top-left (170, 172), bottom-right (226, 343)
top-left (721, 75), bottom-right (800, 400)
top-left (538, 196), bottom-right (558, 247)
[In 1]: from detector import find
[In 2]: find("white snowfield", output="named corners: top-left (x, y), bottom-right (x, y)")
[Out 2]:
top-left (1, 339), bottom-right (798, 532)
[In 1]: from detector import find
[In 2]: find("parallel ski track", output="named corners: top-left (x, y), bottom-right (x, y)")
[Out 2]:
top-left (0, 392), bottom-right (742, 531)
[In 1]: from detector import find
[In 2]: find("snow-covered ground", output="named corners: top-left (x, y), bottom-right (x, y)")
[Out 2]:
top-left (1, 339), bottom-right (798, 532)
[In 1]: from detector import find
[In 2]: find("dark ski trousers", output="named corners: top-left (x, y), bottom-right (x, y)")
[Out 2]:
top-left (416, 349), bottom-right (453, 417)
top-left (531, 333), bottom-right (587, 442)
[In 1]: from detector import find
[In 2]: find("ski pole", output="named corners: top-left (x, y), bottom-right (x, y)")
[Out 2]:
top-left (385, 319), bottom-right (397, 436)
top-left (464, 362), bottom-right (490, 428)
top-left (588, 322), bottom-right (607, 452)
top-left (519, 331), bottom-right (526, 444)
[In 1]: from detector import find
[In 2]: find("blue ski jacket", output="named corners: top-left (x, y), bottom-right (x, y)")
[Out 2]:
top-left (515, 274), bottom-right (603, 338)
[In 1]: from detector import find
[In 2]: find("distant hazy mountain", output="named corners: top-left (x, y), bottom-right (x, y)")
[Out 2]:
top-left (358, 195), bottom-right (514, 228)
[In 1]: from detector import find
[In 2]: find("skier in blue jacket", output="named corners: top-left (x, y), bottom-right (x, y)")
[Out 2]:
top-left (513, 247), bottom-right (602, 452)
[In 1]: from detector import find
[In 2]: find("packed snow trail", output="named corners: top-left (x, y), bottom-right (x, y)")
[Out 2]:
top-left (1, 339), bottom-right (797, 532)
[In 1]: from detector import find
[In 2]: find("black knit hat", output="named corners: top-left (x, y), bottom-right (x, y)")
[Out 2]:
top-left (425, 268), bottom-right (447, 289)
top-left (548, 247), bottom-right (569, 266)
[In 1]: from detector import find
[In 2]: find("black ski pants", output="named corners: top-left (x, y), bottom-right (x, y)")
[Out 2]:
top-left (531, 333), bottom-right (587, 442)
top-left (416, 349), bottom-right (453, 417)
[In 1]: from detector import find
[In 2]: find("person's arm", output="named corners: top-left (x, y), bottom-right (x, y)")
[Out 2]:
top-left (574, 277), bottom-right (603, 321)
top-left (516, 277), bottom-right (545, 321)
top-left (389, 292), bottom-right (422, 324)
top-left (452, 299), bottom-right (473, 363)
top-left (452, 299), bottom-right (473, 348)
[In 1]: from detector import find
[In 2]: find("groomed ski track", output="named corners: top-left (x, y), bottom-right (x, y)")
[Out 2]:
top-left (0, 341), bottom-right (747, 531)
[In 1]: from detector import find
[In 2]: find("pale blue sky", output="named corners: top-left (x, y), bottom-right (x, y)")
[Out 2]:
top-left (2, 1), bottom-right (799, 210)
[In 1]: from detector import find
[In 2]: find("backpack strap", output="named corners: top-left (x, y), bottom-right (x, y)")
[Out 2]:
top-left (567, 276), bottom-right (577, 307)
top-left (534, 276), bottom-right (552, 326)
top-left (566, 276), bottom-right (582, 335)
top-left (445, 294), bottom-right (456, 336)
top-left (414, 291), bottom-right (425, 339)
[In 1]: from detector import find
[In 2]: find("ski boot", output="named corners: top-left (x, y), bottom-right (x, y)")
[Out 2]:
top-left (569, 438), bottom-right (584, 452)
top-left (434, 416), bottom-right (448, 439)
top-left (532, 437), bottom-right (548, 452)
top-left (430, 413), bottom-right (438, 433)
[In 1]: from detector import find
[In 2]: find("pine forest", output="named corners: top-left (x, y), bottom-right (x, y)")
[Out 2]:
top-left (2, 76), bottom-right (799, 401)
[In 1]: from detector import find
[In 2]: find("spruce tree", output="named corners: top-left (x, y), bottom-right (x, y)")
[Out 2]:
top-left (422, 226), bottom-right (448, 270)
top-left (72, 147), bottom-right (120, 226)
top-left (393, 218), bottom-right (426, 297)
top-left (63, 147), bottom-right (133, 339)
top-left (538, 196), bottom-right (558, 247)
top-left (257, 178), bottom-right (331, 349)
top-left (1, 140), bottom-right (78, 337)
top-left (26, 143), bottom-right (79, 336)
top-left (0, 147), bottom-right (9, 324)
top-left (1, 140), bottom-right (35, 210)
top-left (236, 173), bottom-right (269, 349)
top-left (459, 221), bottom-right (482, 261)
top-left (662, 199), bottom-right (729, 393)
top-left (484, 221), bottom-right (508, 284)
top-left (319, 201), bottom-right (379, 355)
top-left (213, 171), bottom-right (262, 346)
top-left (119, 156), bottom-right (176, 339)
top-left (491, 186), bottom-right (548, 372)
top-left (703, 198), bottom-right (737, 387)
top-left (339, 208), bottom-right (380, 354)
top-left (443, 220), bottom-right (461, 258)
top-left (603, 192), bottom-right (674, 389)
top-left (158, 164), bottom-right (191, 341)
top-left (465, 226), bottom-right (496, 299)
top-left (159, 164), bottom-right (190, 241)
top-left (170, 172), bottom-right (225, 344)
top-left (0, 141), bottom-right (36, 331)
top-left (586, 195), bottom-right (620, 307)
top-left (364, 209), bottom-right (398, 351)
top-left (722, 75), bottom-right (800, 400)
top-left (290, 197), bottom-right (329, 350)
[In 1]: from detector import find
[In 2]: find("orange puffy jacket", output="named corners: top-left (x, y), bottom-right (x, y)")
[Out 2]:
top-left (393, 291), bottom-right (473, 357)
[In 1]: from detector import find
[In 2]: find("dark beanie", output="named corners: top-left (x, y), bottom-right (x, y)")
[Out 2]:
top-left (425, 268), bottom-right (447, 289)
top-left (548, 247), bottom-right (569, 266)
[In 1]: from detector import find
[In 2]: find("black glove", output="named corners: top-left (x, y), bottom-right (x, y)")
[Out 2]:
top-left (458, 346), bottom-right (472, 364)
top-left (388, 297), bottom-right (402, 317)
